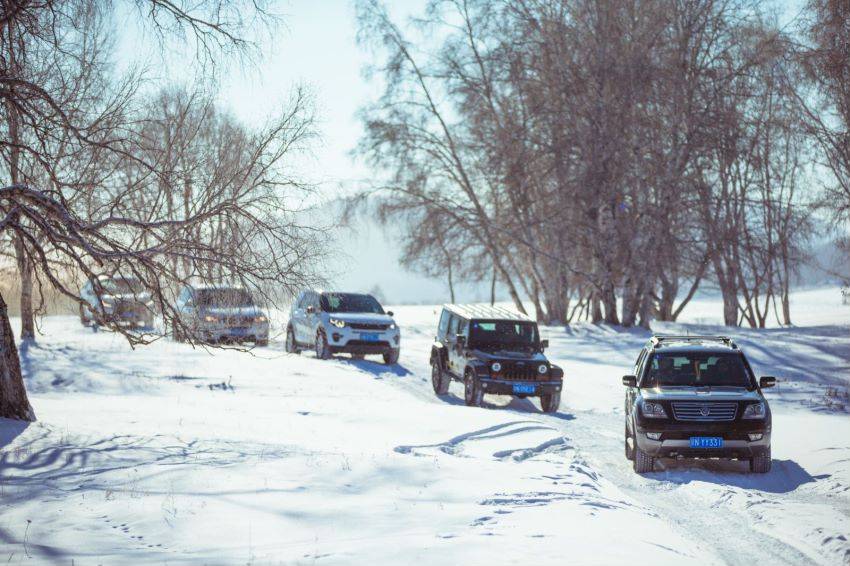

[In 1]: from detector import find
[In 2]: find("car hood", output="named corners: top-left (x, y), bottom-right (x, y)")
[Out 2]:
top-left (202, 306), bottom-right (265, 318)
top-left (327, 313), bottom-right (395, 325)
top-left (641, 387), bottom-right (762, 402)
top-left (103, 292), bottom-right (151, 302)
top-left (471, 349), bottom-right (547, 362)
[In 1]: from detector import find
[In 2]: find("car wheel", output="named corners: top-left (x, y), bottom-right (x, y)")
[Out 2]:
top-left (79, 304), bottom-right (90, 327)
top-left (431, 362), bottom-right (450, 395)
top-left (383, 348), bottom-right (400, 365)
top-left (750, 446), bottom-right (772, 473)
top-left (315, 331), bottom-right (331, 360)
top-left (285, 326), bottom-right (300, 354)
top-left (633, 448), bottom-right (655, 474)
top-left (624, 423), bottom-right (635, 461)
top-left (540, 392), bottom-right (560, 413)
top-left (464, 370), bottom-right (483, 407)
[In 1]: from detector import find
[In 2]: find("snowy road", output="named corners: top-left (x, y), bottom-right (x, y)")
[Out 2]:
top-left (1, 288), bottom-right (848, 565)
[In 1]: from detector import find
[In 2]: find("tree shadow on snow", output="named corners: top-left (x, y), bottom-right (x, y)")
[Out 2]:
top-left (0, 418), bottom-right (31, 452)
top-left (646, 458), bottom-right (826, 494)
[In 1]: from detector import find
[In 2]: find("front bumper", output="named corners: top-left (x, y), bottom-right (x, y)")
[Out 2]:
top-left (634, 423), bottom-right (771, 459)
top-left (200, 322), bottom-right (269, 342)
top-left (479, 378), bottom-right (562, 397)
top-left (327, 325), bottom-right (400, 354)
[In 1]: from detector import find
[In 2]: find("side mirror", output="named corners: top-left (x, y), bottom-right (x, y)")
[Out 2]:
top-left (306, 305), bottom-right (315, 314)
top-left (759, 376), bottom-right (776, 388)
top-left (387, 310), bottom-right (394, 317)
top-left (622, 375), bottom-right (637, 387)
top-left (540, 339), bottom-right (549, 350)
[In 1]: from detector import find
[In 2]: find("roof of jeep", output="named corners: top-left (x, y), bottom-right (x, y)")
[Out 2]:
top-left (442, 304), bottom-right (532, 322)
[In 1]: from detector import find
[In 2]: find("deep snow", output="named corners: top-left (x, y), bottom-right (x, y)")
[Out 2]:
top-left (1, 287), bottom-right (848, 565)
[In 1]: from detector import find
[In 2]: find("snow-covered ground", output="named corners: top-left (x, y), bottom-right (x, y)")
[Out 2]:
top-left (1, 287), bottom-right (848, 565)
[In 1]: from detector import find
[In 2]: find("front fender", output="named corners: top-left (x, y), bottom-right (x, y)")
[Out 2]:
top-left (430, 343), bottom-right (448, 368)
top-left (549, 364), bottom-right (564, 379)
top-left (466, 360), bottom-right (490, 378)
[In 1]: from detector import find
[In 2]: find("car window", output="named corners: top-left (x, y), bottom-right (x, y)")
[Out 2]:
top-left (643, 352), bottom-right (753, 388)
top-left (196, 288), bottom-right (255, 308)
top-left (320, 293), bottom-right (384, 314)
top-left (438, 310), bottom-right (450, 338)
top-left (447, 315), bottom-right (459, 338)
top-left (469, 320), bottom-right (538, 348)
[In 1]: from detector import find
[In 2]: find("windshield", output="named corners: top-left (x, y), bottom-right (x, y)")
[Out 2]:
top-left (101, 278), bottom-right (144, 294)
top-left (320, 293), bottom-right (384, 314)
top-left (469, 320), bottom-right (539, 348)
top-left (196, 288), bottom-right (255, 308)
top-left (643, 353), bottom-right (753, 388)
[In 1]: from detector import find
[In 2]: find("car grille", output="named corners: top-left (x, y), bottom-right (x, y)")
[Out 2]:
top-left (672, 402), bottom-right (737, 421)
top-left (223, 316), bottom-right (253, 326)
top-left (350, 323), bottom-right (390, 331)
top-left (498, 362), bottom-right (545, 381)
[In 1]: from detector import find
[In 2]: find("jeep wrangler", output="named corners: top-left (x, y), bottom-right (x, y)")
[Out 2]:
top-left (623, 335), bottom-right (775, 474)
top-left (429, 305), bottom-right (564, 413)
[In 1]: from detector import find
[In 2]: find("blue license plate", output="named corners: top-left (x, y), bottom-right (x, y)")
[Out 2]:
top-left (513, 383), bottom-right (536, 394)
top-left (360, 333), bottom-right (380, 342)
top-left (690, 437), bottom-right (723, 448)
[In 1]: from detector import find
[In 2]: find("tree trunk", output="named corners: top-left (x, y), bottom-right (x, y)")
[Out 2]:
top-left (14, 237), bottom-right (35, 340)
top-left (0, 292), bottom-right (35, 421)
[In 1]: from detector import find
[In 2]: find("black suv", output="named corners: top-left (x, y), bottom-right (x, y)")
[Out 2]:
top-left (623, 335), bottom-right (776, 474)
top-left (430, 305), bottom-right (564, 413)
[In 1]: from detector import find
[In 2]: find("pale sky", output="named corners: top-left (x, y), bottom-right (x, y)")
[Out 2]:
top-left (114, 0), bottom-right (482, 304)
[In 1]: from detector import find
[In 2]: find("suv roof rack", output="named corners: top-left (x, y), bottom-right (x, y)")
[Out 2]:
top-left (649, 334), bottom-right (738, 350)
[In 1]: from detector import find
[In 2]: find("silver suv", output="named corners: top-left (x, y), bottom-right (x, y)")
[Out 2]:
top-left (286, 290), bottom-right (400, 364)
top-left (174, 285), bottom-right (269, 346)
top-left (80, 274), bottom-right (154, 328)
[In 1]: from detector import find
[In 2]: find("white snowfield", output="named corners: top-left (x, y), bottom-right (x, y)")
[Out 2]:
top-left (1, 288), bottom-right (849, 565)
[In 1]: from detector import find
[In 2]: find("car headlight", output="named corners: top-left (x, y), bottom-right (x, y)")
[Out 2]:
top-left (538, 364), bottom-right (548, 375)
top-left (491, 362), bottom-right (502, 372)
top-left (203, 315), bottom-right (218, 323)
top-left (389, 322), bottom-right (397, 330)
top-left (742, 402), bottom-right (766, 419)
top-left (329, 318), bottom-right (346, 328)
top-left (255, 315), bottom-right (268, 323)
top-left (641, 400), bottom-right (668, 419)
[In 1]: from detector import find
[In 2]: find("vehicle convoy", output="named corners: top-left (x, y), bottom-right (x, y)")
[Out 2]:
top-left (285, 290), bottom-right (401, 364)
top-left (429, 305), bottom-right (564, 413)
top-left (173, 285), bottom-right (269, 346)
top-left (623, 335), bottom-right (775, 474)
top-left (80, 274), bottom-right (155, 328)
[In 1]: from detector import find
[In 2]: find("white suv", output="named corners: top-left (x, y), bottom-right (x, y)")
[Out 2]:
top-left (286, 290), bottom-right (401, 364)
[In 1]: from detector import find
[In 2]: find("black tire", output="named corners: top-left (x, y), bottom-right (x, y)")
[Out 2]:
top-left (285, 326), bottom-right (300, 354)
top-left (315, 331), bottom-right (331, 360)
top-left (750, 446), bottom-right (772, 473)
top-left (540, 392), bottom-right (560, 413)
top-left (383, 348), bottom-right (400, 365)
top-left (464, 370), bottom-right (483, 407)
top-left (431, 362), bottom-right (450, 395)
top-left (625, 423), bottom-right (635, 461)
top-left (633, 448), bottom-right (655, 474)
top-left (79, 304), bottom-right (91, 327)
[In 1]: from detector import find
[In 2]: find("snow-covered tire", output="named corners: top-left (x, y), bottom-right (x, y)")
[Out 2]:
top-left (431, 363), bottom-right (450, 395)
top-left (315, 331), bottom-right (331, 360)
top-left (540, 392), bottom-right (560, 413)
top-left (633, 448), bottom-right (655, 474)
top-left (750, 446), bottom-right (772, 473)
top-left (383, 348), bottom-right (400, 365)
top-left (464, 370), bottom-right (483, 407)
top-left (625, 424), bottom-right (635, 461)
top-left (285, 327), bottom-right (300, 354)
